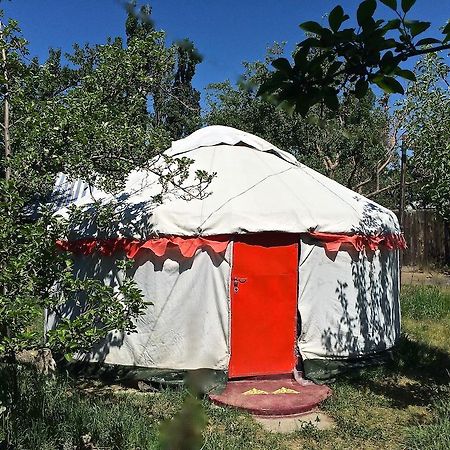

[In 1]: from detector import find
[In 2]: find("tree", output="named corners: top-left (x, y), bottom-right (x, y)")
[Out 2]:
top-left (399, 52), bottom-right (450, 220)
top-left (206, 46), bottom-right (398, 204)
top-left (0, 13), bottom-right (159, 360)
top-left (0, 5), bottom-right (209, 363)
top-left (0, 8), bottom-right (209, 446)
top-left (258, 0), bottom-right (450, 115)
top-left (126, 2), bottom-right (202, 140)
top-left (159, 39), bottom-right (202, 139)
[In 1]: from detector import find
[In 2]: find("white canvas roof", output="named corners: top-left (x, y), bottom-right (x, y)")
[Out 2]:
top-left (57, 125), bottom-right (400, 238)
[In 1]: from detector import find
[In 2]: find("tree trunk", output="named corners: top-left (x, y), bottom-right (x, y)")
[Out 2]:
top-left (444, 221), bottom-right (450, 267)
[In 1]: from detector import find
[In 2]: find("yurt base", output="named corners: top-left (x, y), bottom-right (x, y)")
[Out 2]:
top-left (209, 376), bottom-right (332, 417)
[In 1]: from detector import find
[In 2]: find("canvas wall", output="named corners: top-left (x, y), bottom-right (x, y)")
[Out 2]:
top-left (47, 244), bottom-right (232, 371)
top-left (297, 236), bottom-right (401, 362)
top-left (48, 235), bottom-right (401, 375)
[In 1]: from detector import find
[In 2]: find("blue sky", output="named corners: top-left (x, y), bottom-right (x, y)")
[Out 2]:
top-left (2, 0), bottom-right (449, 105)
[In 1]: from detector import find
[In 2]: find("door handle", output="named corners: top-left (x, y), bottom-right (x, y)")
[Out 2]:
top-left (233, 277), bottom-right (247, 293)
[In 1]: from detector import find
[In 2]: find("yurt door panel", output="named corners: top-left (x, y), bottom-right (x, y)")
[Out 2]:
top-left (229, 235), bottom-right (298, 378)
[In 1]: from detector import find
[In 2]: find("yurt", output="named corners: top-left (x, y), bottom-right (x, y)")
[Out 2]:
top-left (51, 125), bottom-right (405, 384)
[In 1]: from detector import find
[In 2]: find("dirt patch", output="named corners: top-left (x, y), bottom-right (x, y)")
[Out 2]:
top-left (401, 266), bottom-right (450, 287)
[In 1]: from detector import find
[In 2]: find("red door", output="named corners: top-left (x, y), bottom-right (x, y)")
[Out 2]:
top-left (229, 233), bottom-right (299, 378)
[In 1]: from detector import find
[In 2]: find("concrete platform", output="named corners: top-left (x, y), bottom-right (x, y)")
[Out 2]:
top-left (254, 411), bottom-right (336, 433)
top-left (209, 377), bottom-right (331, 416)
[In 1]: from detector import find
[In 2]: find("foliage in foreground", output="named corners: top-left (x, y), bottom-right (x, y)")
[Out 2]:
top-left (0, 3), bottom-right (207, 362)
top-left (259, 0), bottom-right (450, 115)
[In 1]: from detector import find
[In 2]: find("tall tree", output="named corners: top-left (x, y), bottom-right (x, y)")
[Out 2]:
top-left (399, 52), bottom-right (450, 220)
top-left (162, 39), bottom-right (202, 139)
top-left (0, 5), bottom-right (208, 364)
top-left (126, 3), bottom-right (202, 140)
top-left (0, 12), bottom-right (159, 360)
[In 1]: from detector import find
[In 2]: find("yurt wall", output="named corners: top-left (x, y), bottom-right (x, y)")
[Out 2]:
top-left (297, 235), bottom-right (400, 381)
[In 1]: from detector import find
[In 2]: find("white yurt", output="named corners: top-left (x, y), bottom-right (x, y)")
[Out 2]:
top-left (50, 125), bottom-right (405, 383)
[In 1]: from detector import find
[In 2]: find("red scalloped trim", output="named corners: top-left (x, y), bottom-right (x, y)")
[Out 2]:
top-left (308, 232), bottom-right (406, 252)
top-left (56, 232), bottom-right (405, 259)
top-left (56, 236), bottom-right (230, 259)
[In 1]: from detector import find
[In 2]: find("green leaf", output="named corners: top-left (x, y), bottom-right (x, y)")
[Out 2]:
top-left (318, 28), bottom-right (335, 46)
top-left (326, 60), bottom-right (343, 77)
top-left (294, 94), bottom-right (312, 116)
top-left (306, 115), bottom-right (319, 125)
top-left (416, 37), bottom-right (441, 46)
top-left (401, 0), bottom-right (415, 13)
top-left (405, 20), bottom-right (431, 37)
top-left (354, 79), bottom-right (369, 98)
top-left (374, 75), bottom-right (405, 94)
top-left (294, 46), bottom-right (309, 67)
top-left (271, 58), bottom-right (292, 75)
top-left (306, 115), bottom-right (327, 127)
top-left (298, 37), bottom-right (321, 49)
top-left (341, 129), bottom-right (353, 139)
top-left (328, 5), bottom-right (347, 32)
top-left (379, 0), bottom-right (397, 11)
top-left (379, 50), bottom-right (397, 74)
top-left (299, 21), bottom-right (324, 35)
top-left (394, 68), bottom-right (416, 81)
top-left (377, 38), bottom-right (399, 50)
top-left (381, 19), bottom-right (401, 33)
top-left (443, 24), bottom-right (450, 43)
top-left (357, 0), bottom-right (377, 27)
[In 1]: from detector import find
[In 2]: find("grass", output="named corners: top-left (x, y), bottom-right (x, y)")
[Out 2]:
top-left (401, 285), bottom-right (450, 350)
top-left (1, 285), bottom-right (449, 449)
top-left (401, 285), bottom-right (449, 321)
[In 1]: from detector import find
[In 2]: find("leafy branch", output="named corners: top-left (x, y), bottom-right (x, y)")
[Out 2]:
top-left (258, 0), bottom-right (450, 115)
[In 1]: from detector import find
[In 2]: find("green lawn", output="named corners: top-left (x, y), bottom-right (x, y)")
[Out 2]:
top-left (1, 285), bottom-right (449, 450)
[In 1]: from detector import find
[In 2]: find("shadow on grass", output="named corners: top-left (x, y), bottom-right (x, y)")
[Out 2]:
top-left (389, 335), bottom-right (450, 385)
top-left (337, 334), bottom-right (450, 409)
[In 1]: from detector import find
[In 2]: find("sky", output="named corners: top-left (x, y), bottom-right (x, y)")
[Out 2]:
top-left (1, 0), bottom-right (449, 105)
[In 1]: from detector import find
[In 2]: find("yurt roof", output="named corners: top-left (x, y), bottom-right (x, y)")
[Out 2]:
top-left (57, 125), bottom-right (400, 238)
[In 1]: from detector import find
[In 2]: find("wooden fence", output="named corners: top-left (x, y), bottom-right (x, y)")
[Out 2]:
top-left (395, 209), bottom-right (449, 267)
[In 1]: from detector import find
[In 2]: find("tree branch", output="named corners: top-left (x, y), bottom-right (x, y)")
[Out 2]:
top-left (366, 179), bottom-right (419, 198)
top-left (346, 156), bottom-right (359, 188)
top-left (354, 151), bottom-right (394, 192)
top-left (406, 43), bottom-right (450, 58)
